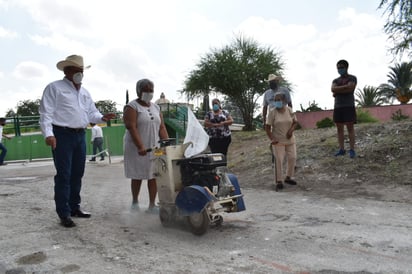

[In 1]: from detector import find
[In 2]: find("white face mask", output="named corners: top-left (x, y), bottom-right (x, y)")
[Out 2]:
top-left (73, 72), bottom-right (83, 84)
top-left (141, 92), bottom-right (153, 103)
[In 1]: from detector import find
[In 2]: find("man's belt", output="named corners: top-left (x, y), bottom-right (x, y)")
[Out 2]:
top-left (52, 124), bottom-right (85, 133)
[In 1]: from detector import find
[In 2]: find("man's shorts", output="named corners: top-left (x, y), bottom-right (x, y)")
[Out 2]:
top-left (333, 106), bottom-right (356, 123)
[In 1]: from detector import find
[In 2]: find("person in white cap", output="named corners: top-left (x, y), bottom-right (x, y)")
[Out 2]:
top-left (39, 54), bottom-right (116, 228)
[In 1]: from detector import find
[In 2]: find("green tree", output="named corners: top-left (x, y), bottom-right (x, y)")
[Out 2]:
top-left (378, 0), bottom-right (412, 57)
top-left (221, 96), bottom-right (243, 124)
top-left (95, 100), bottom-right (118, 113)
top-left (5, 109), bottom-right (15, 117)
top-left (355, 85), bottom-right (387, 106)
top-left (379, 62), bottom-right (412, 104)
top-left (16, 99), bottom-right (40, 116)
top-left (183, 35), bottom-right (285, 131)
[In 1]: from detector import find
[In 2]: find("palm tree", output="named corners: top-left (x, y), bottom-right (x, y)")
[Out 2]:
top-left (184, 35), bottom-right (285, 131)
top-left (355, 86), bottom-right (387, 107)
top-left (378, 0), bottom-right (412, 57)
top-left (379, 62), bottom-right (412, 104)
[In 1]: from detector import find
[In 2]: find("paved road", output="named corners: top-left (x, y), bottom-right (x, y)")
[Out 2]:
top-left (0, 158), bottom-right (411, 273)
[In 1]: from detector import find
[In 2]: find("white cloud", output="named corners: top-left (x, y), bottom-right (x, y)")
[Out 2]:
top-left (13, 61), bottom-right (48, 79)
top-left (0, 26), bottom-right (18, 39)
top-left (0, 0), bottom-right (10, 9)
top-left (237, 16), bottom-right (318, 48)
top-left (6, 63), bottom-right (48, 108)
top-left (0, 1), bottom-right (398, 115)
top-left (233, 8), bottom-right (392, 110)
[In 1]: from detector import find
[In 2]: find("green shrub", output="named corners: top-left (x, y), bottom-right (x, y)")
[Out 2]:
top-left (356, 108), bottom-right (378, 123)
top-left (391, 109), bottom-right (409, 121)
top-left (316, 117), bottom-right (334, 128)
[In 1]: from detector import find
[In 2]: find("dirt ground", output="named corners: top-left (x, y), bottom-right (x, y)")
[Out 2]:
top-left (229, 119), bottom-right (412, 203)
top-left (0, 120), bottom-right (411, 274)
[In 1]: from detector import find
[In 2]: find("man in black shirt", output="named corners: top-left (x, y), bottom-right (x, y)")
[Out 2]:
top-left (331, 59), bottom-right (357, 158)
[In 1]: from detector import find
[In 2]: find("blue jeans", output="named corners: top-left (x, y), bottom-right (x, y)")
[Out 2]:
top-left (91, 137), bottom-right (104, 160)
top-left (52, 127), bottom-right (86, 219)
top-left (0, 142), bottom-right (7, 164)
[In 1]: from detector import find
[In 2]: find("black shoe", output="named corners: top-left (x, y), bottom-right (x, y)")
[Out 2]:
top-left (60, 217), bottom-right (76, 227)
top-left (0, 162), bottom-right (7, 166)
top-left (275, 182), bottom-right (284, 192)
top-left (100, 158), bottom-right (104, 161)
top-left (284, 177), bottom-right (297, 185)
top-left (89, 159), bottom-right (96, 162)
top-left (71, 209), bottom-right (91, 218)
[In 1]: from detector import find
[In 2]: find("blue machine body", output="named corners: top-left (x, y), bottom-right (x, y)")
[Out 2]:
top-left (175, 174), bottom-right (245, 215)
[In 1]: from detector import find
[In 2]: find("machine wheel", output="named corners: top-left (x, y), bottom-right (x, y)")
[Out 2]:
top-left (187, 209), bottom-right (210, 235)
top-left (159, 207), bottom-right (173, 227)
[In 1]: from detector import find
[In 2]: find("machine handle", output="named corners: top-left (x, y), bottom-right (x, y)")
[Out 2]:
top-left (146, 138), bottom-right (177, 152)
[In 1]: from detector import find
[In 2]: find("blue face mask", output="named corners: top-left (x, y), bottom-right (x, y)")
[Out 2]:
top-left (274, 101), bottom-right (283, 109)
top-left (213, 104), bottom-right (219, 111)
top-left (338, 68), bottom-right (347, 76)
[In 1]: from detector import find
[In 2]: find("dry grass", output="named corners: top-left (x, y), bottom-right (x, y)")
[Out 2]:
top-left (228, 120), bottom-right (412, 202)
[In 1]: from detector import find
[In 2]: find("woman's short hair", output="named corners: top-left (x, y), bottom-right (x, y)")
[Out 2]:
top-left (211, 98), bottom-right (220, 104)
top-left (136, 79), bottom-right (154, 98)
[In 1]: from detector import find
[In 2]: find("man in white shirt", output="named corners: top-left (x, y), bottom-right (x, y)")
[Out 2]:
top-left (89, 123), bottom-right (105, 161)
top-left (0, 118), bottom-right (12, 166)
top-left (39, 55), bottom-right (115, 228)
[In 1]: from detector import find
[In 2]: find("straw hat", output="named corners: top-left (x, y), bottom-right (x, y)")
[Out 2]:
top-left (56, 55), bottom-right (91, 71)
top-left (265, 74), bottom-right (283, 82)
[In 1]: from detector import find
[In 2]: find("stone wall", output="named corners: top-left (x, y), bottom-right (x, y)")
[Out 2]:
top-left (295, 104), bottom-right (412, 129)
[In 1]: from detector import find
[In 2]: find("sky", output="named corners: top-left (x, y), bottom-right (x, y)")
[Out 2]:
top-left (0, 0), bottom-right (401, 116)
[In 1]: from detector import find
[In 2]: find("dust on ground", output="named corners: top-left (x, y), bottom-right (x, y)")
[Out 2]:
top-left (228, 120), bottom-right (412, 203)
top-left (1, 120), bottom-right (412, 274)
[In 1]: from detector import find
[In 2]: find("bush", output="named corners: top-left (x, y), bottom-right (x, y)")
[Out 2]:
top-left (391, 109), bottom-right (409, 121)
top-left (356, 108), bottom-right (378, 123)
top-left (316, 117), bottom-right (334, 128)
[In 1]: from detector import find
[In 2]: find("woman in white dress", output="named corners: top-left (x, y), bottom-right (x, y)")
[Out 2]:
top-left (123, 79), bottom-right (169, 213)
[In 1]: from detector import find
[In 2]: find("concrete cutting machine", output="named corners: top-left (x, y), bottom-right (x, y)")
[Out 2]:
top-left (151, 139), bottom-right (246, 235)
